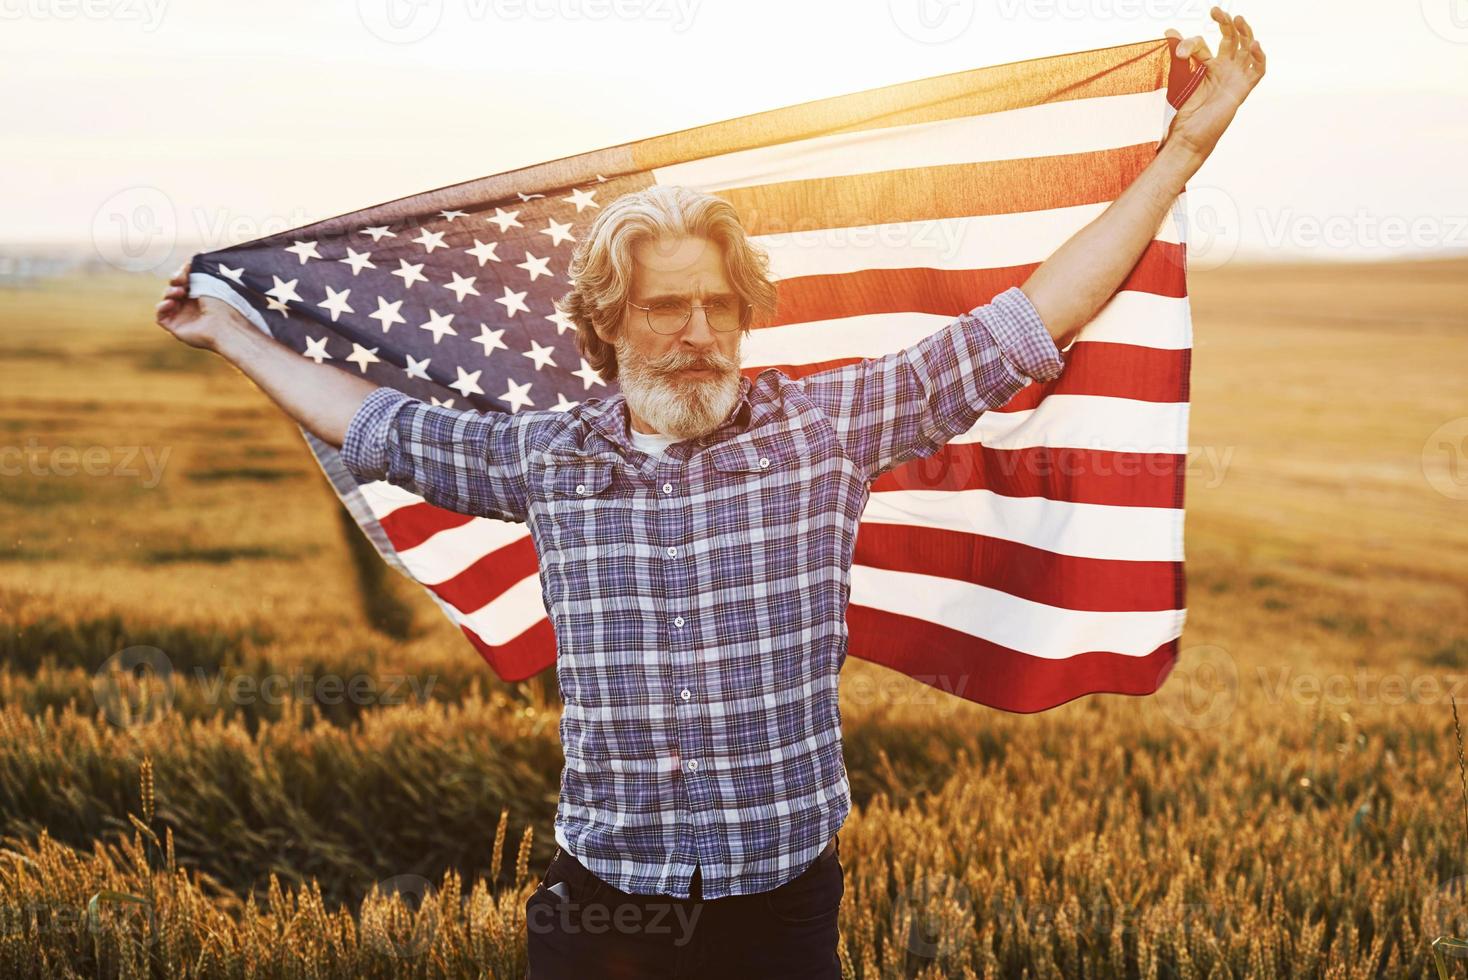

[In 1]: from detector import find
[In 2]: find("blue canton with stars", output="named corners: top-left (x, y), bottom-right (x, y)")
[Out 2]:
top-left (195, 175), bottom-right (643, 415)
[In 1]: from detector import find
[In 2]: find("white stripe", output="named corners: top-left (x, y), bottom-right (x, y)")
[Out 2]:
top-left (850, 563), bottom-right (1183, 660)
top-left (961, 396), bottom-right (1190, 454)
top-left (742, 290), bottom-right (1191, 369)
top-left (392, 516), bottom-right (532, 585)
top-left (862, 487), bottom-right (1183, 562)
top-left (753, 204), bottom-right (1179, 282)
top-left (654, 89), bottom-right (1167, 192)
top-left (452, 574), bottom-right (551, 642)
top-left (358, 480), bottom-right (430, 520)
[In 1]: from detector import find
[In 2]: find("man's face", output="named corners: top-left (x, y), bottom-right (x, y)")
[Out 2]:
top-left (598, 234), bottom-right (745, 440)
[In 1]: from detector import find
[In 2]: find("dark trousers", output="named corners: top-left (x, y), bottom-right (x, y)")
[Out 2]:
top-left (525, 835), bottom-right (843, 979)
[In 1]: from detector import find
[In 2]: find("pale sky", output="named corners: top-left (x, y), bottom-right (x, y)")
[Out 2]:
top-left (4, 0), bottom-right (1466, 265)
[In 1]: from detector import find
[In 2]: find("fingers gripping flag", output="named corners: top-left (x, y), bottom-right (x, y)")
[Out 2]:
top-left (189, 37), bottom-right (1207, 713)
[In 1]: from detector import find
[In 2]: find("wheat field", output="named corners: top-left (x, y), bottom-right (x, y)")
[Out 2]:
top-left (0, 257), bottom-right (1465, 978)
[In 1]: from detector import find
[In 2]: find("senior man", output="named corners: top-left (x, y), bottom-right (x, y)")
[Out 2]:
top-left (155, 11), bottom-right (1263, 976)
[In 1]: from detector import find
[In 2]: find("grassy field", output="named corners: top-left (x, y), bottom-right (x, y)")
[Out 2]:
top-left (0, 258), bottom-right (1465, 977)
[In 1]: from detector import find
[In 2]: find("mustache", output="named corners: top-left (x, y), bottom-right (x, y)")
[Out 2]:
top-left (649, 351), bottom-right (734, 373)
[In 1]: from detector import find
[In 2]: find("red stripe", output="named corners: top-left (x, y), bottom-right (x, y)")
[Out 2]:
top-left (765, 240), bottom-right (1186, 329)
top-left (852, 523), bottom-right (1180, 612)
top-left (426, 535), bottom-right (542, 614)
top-left (459, 618), bottom-right (557, 682)
top-left (870, 443), bottom-right (1184, 508)
top-left (378, 501), bottom-right (476, 551)
top-left (757, 340), bottom-right (1187, 407)
top-left (846, 603), bottom-right (1178, 713)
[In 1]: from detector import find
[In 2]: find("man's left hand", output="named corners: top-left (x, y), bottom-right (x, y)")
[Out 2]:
top-left (1163, 6), bottom-right (1266, 160)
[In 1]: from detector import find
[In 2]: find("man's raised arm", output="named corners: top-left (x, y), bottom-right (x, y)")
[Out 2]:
top-left (154, 258), bottom-right (533, 523)
top-left (155, 258), bottom-right (377, 449)
top-left (1022, 7), bottom-right (1265, 346)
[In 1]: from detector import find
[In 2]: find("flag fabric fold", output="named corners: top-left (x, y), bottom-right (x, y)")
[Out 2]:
top-left (190, 36), bottom-right (1205, 713)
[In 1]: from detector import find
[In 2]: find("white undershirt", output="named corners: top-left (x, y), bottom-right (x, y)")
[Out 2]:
top-left (629, 427), bottom-right (679, 458)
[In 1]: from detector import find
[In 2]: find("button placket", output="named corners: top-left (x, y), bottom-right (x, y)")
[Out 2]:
top-left (653, 457), bottom-right (707, 874)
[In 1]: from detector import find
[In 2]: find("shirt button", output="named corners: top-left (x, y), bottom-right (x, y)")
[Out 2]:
top-left (576, 484), bottom-right (587, 494)
top-left (759, 457), bottom-right (769, 468)
top-left (674, 616), bottom-right (685, 627)
top-left (662, 483), bottom-right (673, 494)
top-left (666, 546), bottom-right (677, 558)
top-left (680, 688), bottom-right (691, 701)
top-left (687, 759), bottom-right (698, 771)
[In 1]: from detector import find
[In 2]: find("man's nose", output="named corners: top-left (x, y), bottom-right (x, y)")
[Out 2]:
top-left (681, 304), bottom-right (718, 342)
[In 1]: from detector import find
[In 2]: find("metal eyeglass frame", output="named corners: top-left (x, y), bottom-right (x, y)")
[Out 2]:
top-left (626, 298), bottom-right (751, 335)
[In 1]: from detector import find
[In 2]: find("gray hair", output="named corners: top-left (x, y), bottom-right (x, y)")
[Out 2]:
top-left (558, 185), bottom-right (779, 384)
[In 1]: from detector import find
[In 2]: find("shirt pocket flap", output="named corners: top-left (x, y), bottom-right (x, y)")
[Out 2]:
top-left (542, 456), bottom-right (617, 497)
top-left (707, 435), bottom-right (798, 474)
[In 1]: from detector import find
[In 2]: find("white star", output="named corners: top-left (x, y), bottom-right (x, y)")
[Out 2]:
top-left (439, 209), bottom-right (470, 221)
top-left (517, 252), bottom-right (552, 281)
top-left (345, 343), bottom-right (380, 373)
top-left (540, 218), bottom-right (576, 247)
top-left (412, 228), bottom-right (449, 253)
top-left (317, 285), bottom-right (354, 322)
top-left (442, 271), bottom-right (480, 302)
top-left (403, 354), bottom-right (432, 381)
top-left (465, 239), bottom-right (501, 266)
top-left (517, 191), bottom-right (545, 202)
top-left (359, 225), bottom-right (396, 242)
top-left (302, 336), bottom-right (331, 364)
top-left (369, 296), bottom-right (406, 332)
top-left (550, 393), bottom-right (580, 412)
top-left (572, 358), bottom-right (606, 390)
top-left (265, 275), bottom-right (303, 307)
top-left (522, 339), bottom-right (557, 371)
top-left (563, 187), bottom-right (599, 213)
top-left (472, 324), bottom-right (508, 357)
top-left (216, 264), bottom-right (245, 285)
top-left (494, 285), bottom-right (530, 317)
top-left (417, 309), bottom-right (457, 344)
top-left (430, 396), bottom-right (456, 408)
top-left (487, 207), bottom-right (522, 232)
top-left (285, 240), bottom-right (321, 264)
top-left (501, 378), bottom-right (534, 413)
top-left (449, 366), bottom-right (485, 398)
top-left (339, 248), bottom-right (375, 275)
top-left (546, 305), bottom-right (577, 335)
top-left (392, 259), bottom-right (429, 289)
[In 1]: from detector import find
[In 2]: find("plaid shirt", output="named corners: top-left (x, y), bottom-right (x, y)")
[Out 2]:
top-left (340, 285), bottom-right (1063, 900)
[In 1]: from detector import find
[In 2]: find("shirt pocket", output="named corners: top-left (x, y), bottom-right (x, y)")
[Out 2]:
top-left (704, 433), bottom-right (805, 537)
top-left (539, 455), bottom-right (630, 560)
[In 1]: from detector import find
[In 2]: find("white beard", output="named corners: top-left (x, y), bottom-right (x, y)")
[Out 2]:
top-left (615, 336), bottom-right (742, 441)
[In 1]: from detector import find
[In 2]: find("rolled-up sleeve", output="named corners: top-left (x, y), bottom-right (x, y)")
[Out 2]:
top-left (339, 386), bottom-right (532, 523)
top-left (795, 285), bottom-right (1065, 483)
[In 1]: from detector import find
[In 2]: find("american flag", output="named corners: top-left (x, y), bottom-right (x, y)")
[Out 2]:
top-left (189, 36), bottom-right (1205, 713)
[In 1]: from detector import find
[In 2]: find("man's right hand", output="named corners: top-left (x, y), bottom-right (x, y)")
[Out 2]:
top-left (155, 258), bottom-right (242, 351)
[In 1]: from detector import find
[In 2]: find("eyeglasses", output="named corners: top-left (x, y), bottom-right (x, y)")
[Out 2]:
top-left (627, 296), bottom-right (749, 336)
